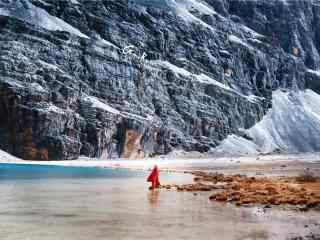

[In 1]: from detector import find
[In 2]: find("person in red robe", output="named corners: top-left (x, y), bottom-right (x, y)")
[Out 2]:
top-left (147, 165), bottom-right (160, 189)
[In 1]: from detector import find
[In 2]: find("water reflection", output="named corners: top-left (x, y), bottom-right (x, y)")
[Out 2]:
top-left (0, 165), bottom-right (319, 240)
top-left (147, 190), bottom-right (160, 208)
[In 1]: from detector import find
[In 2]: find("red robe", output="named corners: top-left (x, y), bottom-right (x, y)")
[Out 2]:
top-left (147, 165), bottom-right (160, 189)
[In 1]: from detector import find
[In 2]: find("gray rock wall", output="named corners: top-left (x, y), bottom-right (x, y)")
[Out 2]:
top-left (0, 0), bottom-right (319, 160)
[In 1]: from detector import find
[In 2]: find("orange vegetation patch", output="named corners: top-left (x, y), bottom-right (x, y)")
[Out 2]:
top-left (160, 171), bottom-right (320, 209)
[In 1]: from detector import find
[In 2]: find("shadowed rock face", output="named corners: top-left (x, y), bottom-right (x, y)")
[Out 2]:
top-left (0, 0), bottom-right (319, 160)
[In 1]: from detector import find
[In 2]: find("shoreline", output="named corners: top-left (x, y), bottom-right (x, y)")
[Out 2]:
top-left (1, 152), bottom-right (320, 171)
top-left (0, 153), bottom-right (319, 181)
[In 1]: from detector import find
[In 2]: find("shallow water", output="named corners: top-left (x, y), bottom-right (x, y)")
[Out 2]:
top-left (0, 163), bottom-right (319, 240)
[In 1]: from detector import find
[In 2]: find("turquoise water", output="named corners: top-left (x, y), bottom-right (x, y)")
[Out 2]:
top-left (0, 163), bottom-right (319, 240)
top-left (0, 163), bottom-right (145, 180)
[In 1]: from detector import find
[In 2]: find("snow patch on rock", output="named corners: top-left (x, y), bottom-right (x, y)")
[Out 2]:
top-left (37, 60), bottom-right (62, 71)
top-left (177, 0), bottom-right (216, 15)
top-left (229, 35), bottom-right (254, 51)
top-left (196, 73), bottom-right (231, 91)
top-left (30, 82), bottom-right (47, 93)
top-left (214, 134), bottom-right (260, 155)
top-left (0, 0), bottom-right (88, 38)
top-left (248, 89), bottom-right (320, 153)
top-left (174, 0), bottom-right (216, 31)
top-left (214, 89), bottom-right (320, 155)
top-left (83, 96), bottom-right (121, 115)
top-left (241, 25), bottom-right (264, 39)
top-left (151, 60), bottom-right (229, 89)
top-left (150, 60), bottom-right (262, 103)
top-left (307, 69), bottom-right (320, 77)
top-left (131, 0), bottom-right (217, 31)
top-left (0, 149), bottom-right (21, 162)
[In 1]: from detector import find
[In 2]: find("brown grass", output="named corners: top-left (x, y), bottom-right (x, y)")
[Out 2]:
top-left (160, 171), bottom-right (320, 209)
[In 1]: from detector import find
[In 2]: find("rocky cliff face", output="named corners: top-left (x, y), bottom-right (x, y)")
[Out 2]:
top-left (0, 0), bottom-right (320, 160)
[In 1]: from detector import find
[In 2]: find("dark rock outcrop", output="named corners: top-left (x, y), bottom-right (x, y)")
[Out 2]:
top-left (0, 0), bottom-right (319, 160)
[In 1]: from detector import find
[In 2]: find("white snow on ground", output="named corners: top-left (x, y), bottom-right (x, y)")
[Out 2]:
top-left (150, 60), bottom-right (262, 103)
top-left (306, 69), bottom-right (320, 77)
top-left (0, 149), bottom-right (21, 162)
top-left (215, 89), bottom-right (320, 155)
top-left (214, 134), bottom-right (260, 155)
top-left (83, 96), bottom-right (121, 115)
top-left (0, 0), bottom-right (88, 38)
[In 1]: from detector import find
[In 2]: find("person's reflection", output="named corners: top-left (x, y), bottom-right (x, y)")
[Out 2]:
top-left (147, 189), bottom-right (160, 208)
